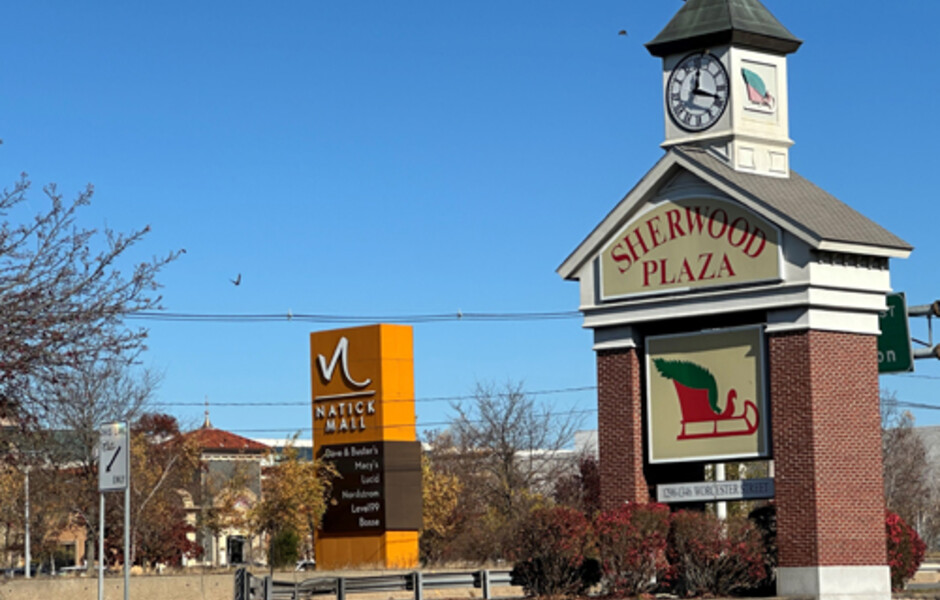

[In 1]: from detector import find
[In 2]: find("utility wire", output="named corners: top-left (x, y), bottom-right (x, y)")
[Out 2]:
top-left (151, 385), bottom-right (598, 408)
top-left (884, 400), bottom-right (940, 411)
top-left (225, 407), bottom-right (600, 435)
top-left (127, 310), bottom-right (581, 324)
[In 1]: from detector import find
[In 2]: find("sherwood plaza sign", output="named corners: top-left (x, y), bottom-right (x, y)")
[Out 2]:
top-left (600, 198), bottom-right (780, 299)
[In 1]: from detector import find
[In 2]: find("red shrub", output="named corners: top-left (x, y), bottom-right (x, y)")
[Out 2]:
top-left (886, 510), bottom-right (926, 591)
top-left (508, 506), bottom-right (599, 597)
top-left (666, 510), bottom-right (767, 597)
top-left (594, 503), bottom-right (671, 596)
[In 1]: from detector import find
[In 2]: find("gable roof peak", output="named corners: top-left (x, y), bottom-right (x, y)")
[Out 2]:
top-left (646, 0), bottom-right (802, 58)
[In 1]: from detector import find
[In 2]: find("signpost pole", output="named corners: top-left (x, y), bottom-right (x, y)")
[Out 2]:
top-left (99, 493), bottom-right (105, 600)
top-left (99, 421), bottom-right (130, 600)
top-left (123, 423), bottom-right (130, 600)
top-left (24, 466), bottom-right (30, 579)
top-left (715, 464), bottom-right (727, 520)
top-left (124, 482), bottom-right (130, 600)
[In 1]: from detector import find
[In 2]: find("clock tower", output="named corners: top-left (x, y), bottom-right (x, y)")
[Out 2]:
top-left (560, 1), bottom-right (909, 599)
top-left (647, 0), bottom-right (801, 177)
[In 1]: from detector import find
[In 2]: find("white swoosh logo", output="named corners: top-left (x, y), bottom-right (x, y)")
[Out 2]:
top-left (317, 337), bottom-right (371, 389)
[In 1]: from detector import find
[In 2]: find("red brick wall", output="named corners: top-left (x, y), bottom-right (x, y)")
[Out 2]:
top-left (596, 347), bottom-right (649, 508)
top-left (770, 330), bottom-right (886, 567)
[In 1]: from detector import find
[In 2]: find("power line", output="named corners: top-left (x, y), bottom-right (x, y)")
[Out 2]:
top-left (127, 310), bottom-right (581, 324)
top-left (224, 408), bottom-right (600, 435)
top-left (151, 385), bottom-right (598, 407)
top-left (884, 400), bottom-right (940, 412)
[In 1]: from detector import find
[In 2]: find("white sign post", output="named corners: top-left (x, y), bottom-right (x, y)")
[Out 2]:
top-left (98, 422), bottom-right (130, 600)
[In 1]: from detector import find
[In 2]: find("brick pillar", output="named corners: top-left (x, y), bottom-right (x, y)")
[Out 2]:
top-left (596, 347), bottom-right (649, 508)
top-left (770, 330), bottom-right (889, 598)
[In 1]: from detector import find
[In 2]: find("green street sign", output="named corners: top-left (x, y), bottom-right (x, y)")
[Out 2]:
top-left (878, 292), bottom-right (914, 374)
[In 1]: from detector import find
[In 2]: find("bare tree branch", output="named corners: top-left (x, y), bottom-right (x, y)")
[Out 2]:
top-left (0, 174), bottom-right (179, 425)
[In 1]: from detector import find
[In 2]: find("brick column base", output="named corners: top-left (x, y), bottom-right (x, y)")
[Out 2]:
top-left (770, 330), bottom-right (889, 600)
top-left (596, 348), bottom-right (649, 508)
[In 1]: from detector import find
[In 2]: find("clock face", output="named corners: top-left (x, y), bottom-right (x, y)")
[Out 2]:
top-left (666, 52), bottom-right (729, 132)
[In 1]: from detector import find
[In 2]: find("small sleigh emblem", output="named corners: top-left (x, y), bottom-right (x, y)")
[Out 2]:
top-left (653, 358), bottom-right (759, 440)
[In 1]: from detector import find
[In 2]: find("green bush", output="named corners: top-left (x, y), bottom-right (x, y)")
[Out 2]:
top-left (268, 528), bottom-right (300, 570)
top-left (508, 506), bottom-right (599, 597)
top-left (593, 503), bottom-right (671, 596)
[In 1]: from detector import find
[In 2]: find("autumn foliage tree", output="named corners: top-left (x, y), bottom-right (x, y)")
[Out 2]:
top-left (250, 444), bottom-right (335, 569)
top-left (128, 413), bottom-right (202, 566)
top-left (419, 452), bottom-right (461, 564)
top-left (0, 461), bottom-right (73, 571)
top-left (102, 413), bottom-right (203, 568)
top-left (0, 466), bottom-right (24, 567)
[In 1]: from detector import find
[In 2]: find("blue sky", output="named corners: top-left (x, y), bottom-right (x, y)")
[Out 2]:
top-left (2, 1), bottom-right (938, 438)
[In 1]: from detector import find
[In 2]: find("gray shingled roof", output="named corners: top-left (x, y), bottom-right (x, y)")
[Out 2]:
top-left (674, 146), bottom-right (912, 252)
top-left (646, 0), bottom-right (801, 57)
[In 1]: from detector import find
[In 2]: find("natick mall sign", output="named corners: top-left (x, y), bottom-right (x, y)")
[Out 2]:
top-left (310, 325), bottom-right (422, 570)
top-left (646, 326), bottom-right (769, 464)
top-left (600, 198), bottom-right (781, 299)
top-left (310, 325), bottom-right (415, 443)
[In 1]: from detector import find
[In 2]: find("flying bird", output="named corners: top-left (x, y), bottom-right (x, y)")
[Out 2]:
top-left (231, 273), bottom-right (241, 286)
top-left (618, 30), bottom-right (628, 36)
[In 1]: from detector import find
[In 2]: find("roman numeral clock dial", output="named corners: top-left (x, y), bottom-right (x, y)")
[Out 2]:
top-left (667, 51), bottom-right (729, 132)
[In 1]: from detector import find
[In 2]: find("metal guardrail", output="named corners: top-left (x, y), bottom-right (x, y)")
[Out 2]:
top-left (234, 567), bottom-right (517, 600)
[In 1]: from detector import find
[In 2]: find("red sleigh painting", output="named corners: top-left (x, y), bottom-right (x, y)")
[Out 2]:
top-left (653, 358), bottom-right (759, 440)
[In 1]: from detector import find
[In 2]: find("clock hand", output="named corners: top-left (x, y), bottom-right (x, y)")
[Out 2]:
top-left (693, 88), bottom-right (719, 99)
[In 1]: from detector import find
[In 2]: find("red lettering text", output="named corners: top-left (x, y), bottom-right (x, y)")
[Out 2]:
top-left (646, 216), bottom-right (666, 249)
top-left (697, 252), bottom-right (714, 280)
top-left (643, 261), bottom-right (658, 287)
top-left (708, 209), bottom-right (729, 239)
top-left (727, 217), bottom-right (749, 247)
top-left (610, 243), bottom-right (633, 273)
top-left (666, 209), bottom-right (685, 240)
top-left (744, 228), bottom-right (767, 257)
top-left (717, 253), bottom-right (736, 278)
top-left (685, 206), bottom-right (707, 234)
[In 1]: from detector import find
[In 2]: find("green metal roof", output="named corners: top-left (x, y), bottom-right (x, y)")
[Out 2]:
top-left (646, 0), bottom-right (801, 57)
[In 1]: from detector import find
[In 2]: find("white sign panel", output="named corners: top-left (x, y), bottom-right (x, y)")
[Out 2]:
top-left (99, 423), bottom-right (129, 492)
top-left (656, 478), bottom-right (774, 504)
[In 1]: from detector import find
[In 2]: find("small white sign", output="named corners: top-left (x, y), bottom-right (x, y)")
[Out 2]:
top-left (657, 478), bottom-right (774, 504)
top-left (99, 423), bottom-right (129, 492)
